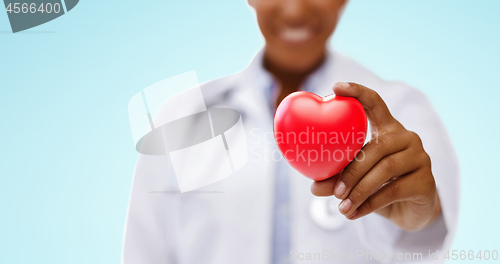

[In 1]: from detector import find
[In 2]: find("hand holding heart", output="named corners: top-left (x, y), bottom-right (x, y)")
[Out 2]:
top-left (310, 82), bottom-right (441, 231)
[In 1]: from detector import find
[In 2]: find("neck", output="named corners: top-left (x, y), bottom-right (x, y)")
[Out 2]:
top-left (263, 50), bottom-right (326, 107)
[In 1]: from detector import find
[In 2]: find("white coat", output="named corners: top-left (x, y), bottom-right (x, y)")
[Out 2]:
top-left (122, 49), bottom-right (460, 264)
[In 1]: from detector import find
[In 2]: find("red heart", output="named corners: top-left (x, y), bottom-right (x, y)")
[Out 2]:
top-left (273, 91), bottom-right (367, 181)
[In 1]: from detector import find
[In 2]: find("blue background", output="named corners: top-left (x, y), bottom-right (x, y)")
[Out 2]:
top-left (1, 0), bottom-right (498, 263)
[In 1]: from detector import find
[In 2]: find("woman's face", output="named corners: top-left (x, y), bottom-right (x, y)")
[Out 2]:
top-left (249, 0), bottom-right (347, 72)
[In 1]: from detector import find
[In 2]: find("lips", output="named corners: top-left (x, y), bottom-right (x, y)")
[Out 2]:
top-left (279, 27), bottom-right (315, 43)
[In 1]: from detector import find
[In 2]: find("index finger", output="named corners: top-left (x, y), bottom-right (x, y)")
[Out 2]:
top-left (333, 82), bottom-right (398, 129)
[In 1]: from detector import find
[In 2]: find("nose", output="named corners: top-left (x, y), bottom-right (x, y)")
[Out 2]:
top-left (280, 0), bottom-right (310, 26)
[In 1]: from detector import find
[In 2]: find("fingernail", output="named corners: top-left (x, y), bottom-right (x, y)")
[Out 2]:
top-left (334, 82), bottom-right (349, 89)
top-left (347, 210), bottom-right (357, 219)
top-left (339, 199), bottom-right (351, 214)
top-left (334, 181), bottom-right (346, 198)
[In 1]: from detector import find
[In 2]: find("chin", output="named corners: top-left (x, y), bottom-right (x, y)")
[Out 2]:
top-left (264, 34), bottom-right (327, 72)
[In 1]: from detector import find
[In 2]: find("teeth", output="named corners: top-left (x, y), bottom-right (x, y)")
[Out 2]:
top-left (280, 27), bottom-right (313, 43)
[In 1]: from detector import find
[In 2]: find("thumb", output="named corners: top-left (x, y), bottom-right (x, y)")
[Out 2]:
top-left (333, 82), bottom-right (401, 131)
